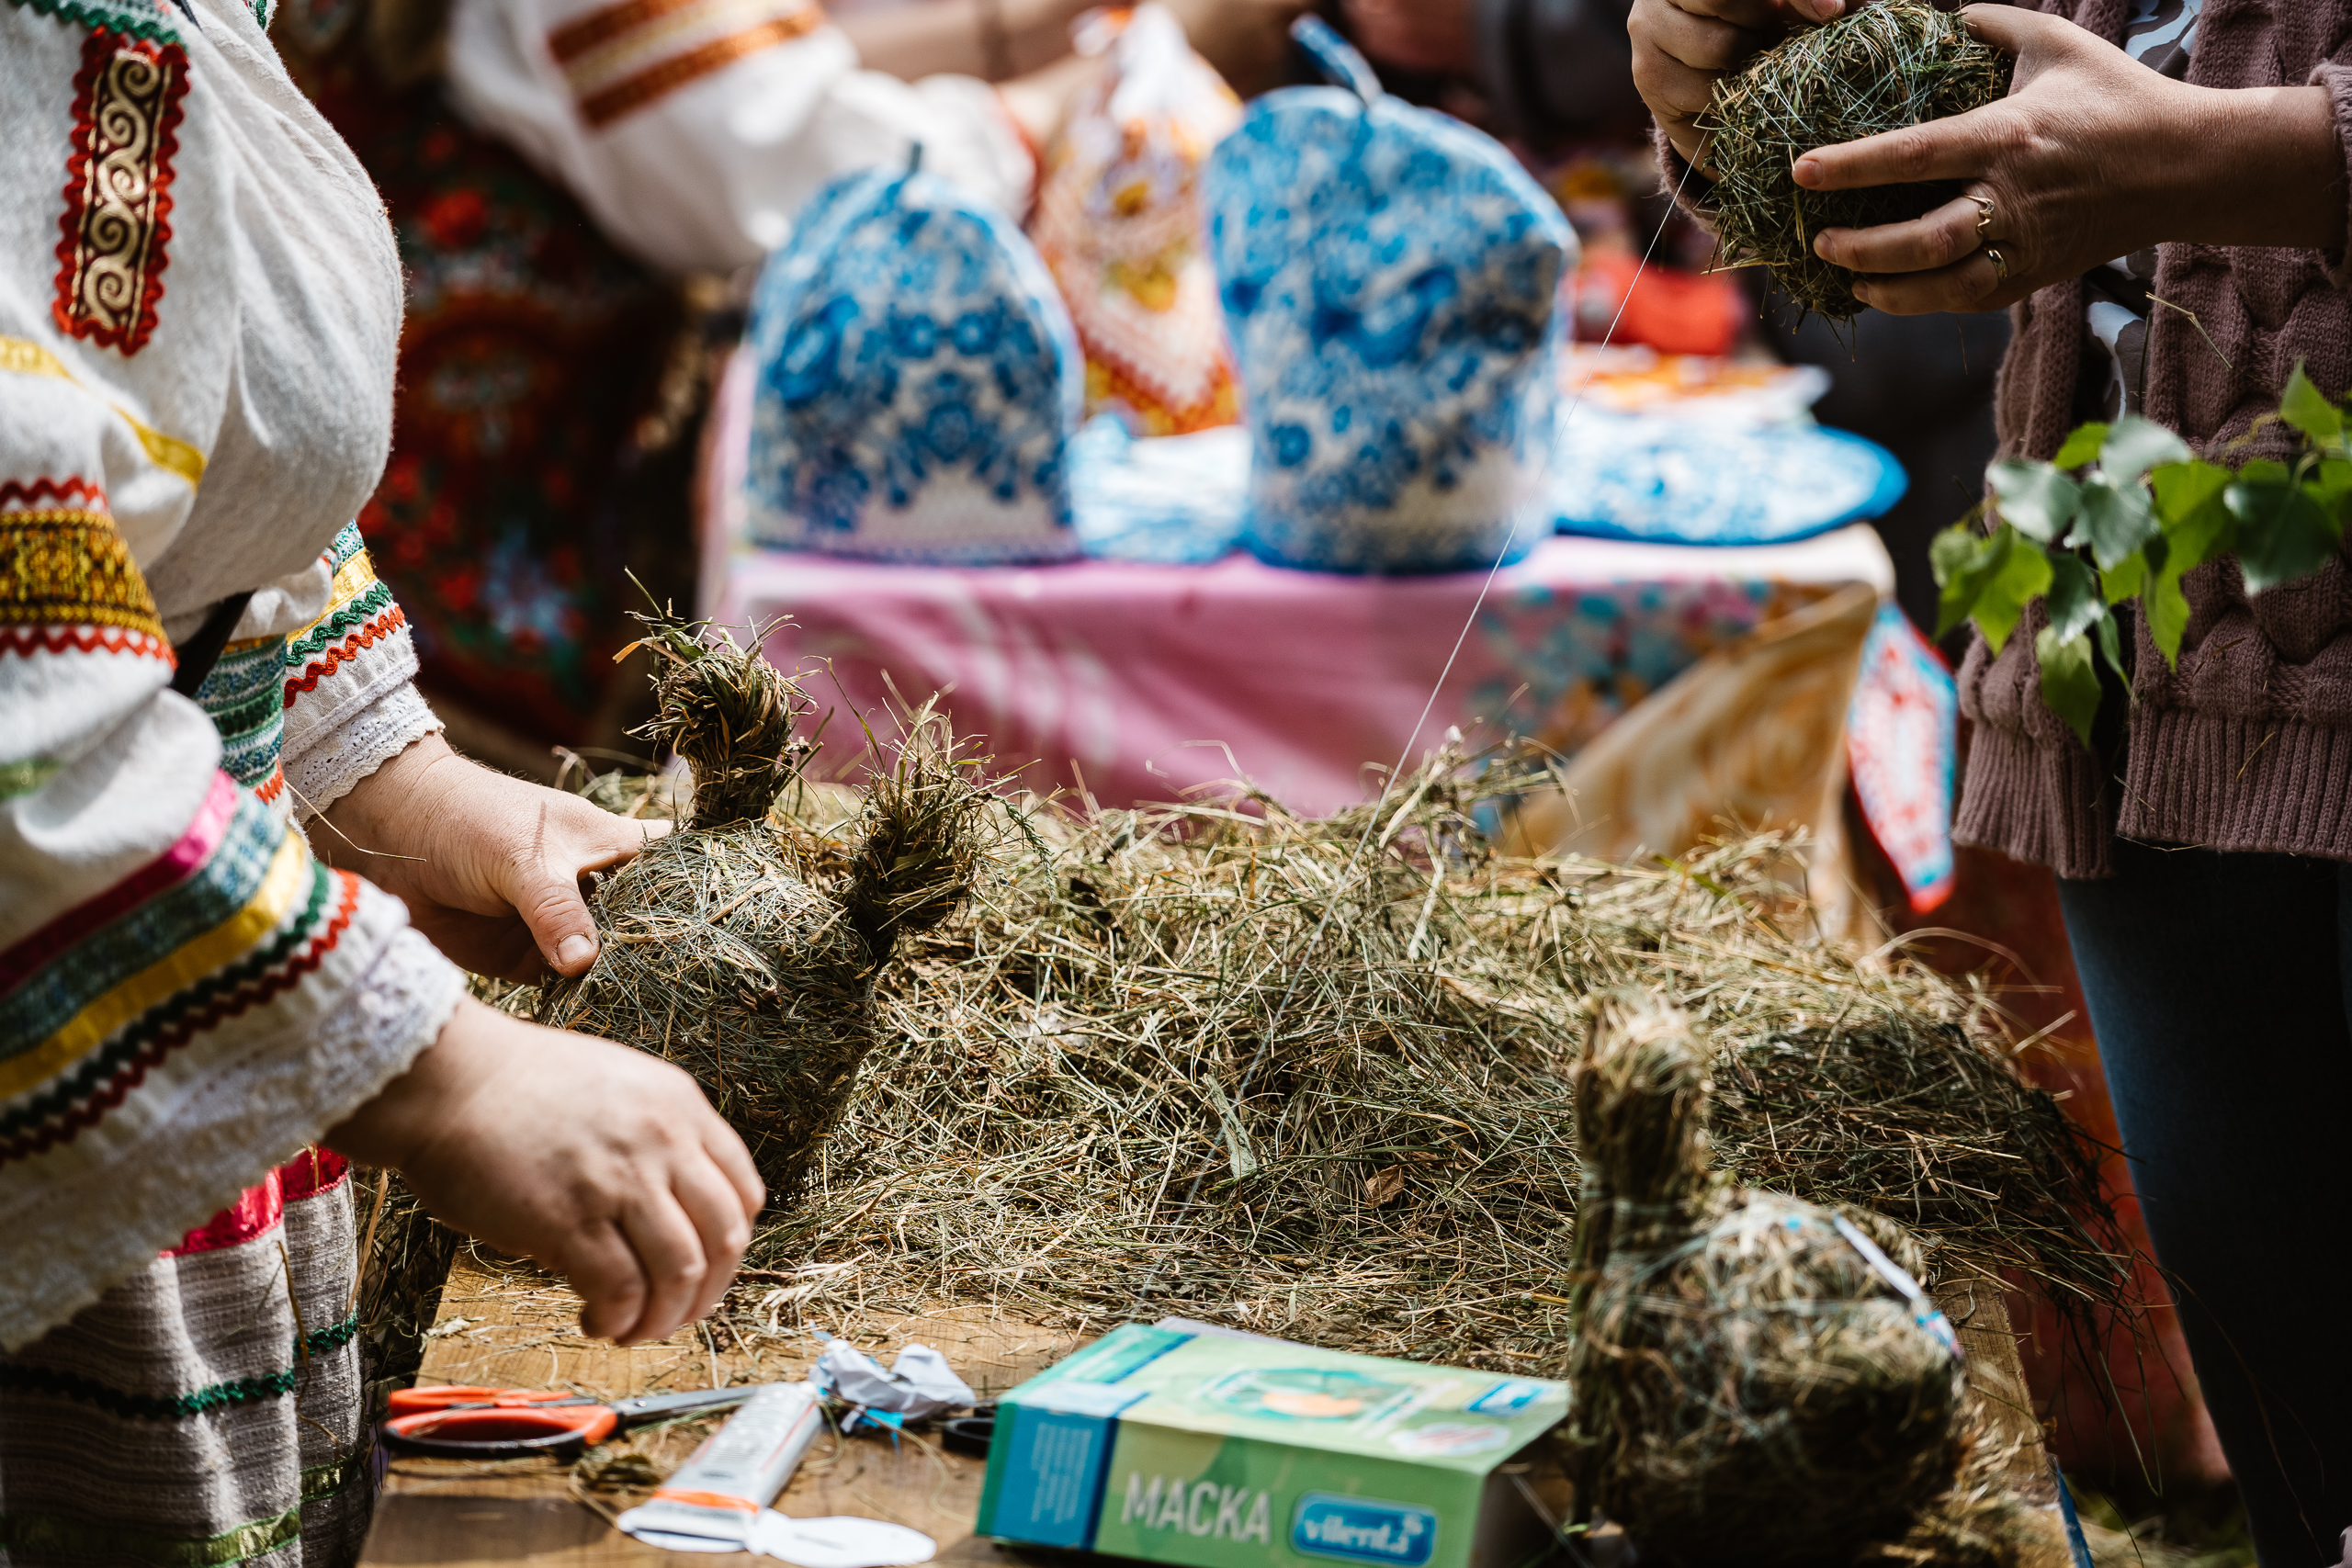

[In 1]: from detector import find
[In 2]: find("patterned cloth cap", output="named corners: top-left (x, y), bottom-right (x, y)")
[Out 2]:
top-left (1204, 18), bottom-right (1577, 574)
top-left (1030, 5), bottom-right (1243, 438)
top-left (744, 160), bottom-right (1084, 563)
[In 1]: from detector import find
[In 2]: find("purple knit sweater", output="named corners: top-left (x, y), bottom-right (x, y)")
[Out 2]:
top-left (1668, 0), bottom-right (2352, 876)
top-left (1956, 0), bottom-right (2352, 877)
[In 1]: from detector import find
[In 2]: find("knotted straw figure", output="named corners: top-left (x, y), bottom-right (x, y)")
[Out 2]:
top-left (1563, 992), bottom-right (1968, 1564)
top-left (1697, 0), bottom-right (2012, 321)
top-left (533, 606), bottom-right (989, 1196)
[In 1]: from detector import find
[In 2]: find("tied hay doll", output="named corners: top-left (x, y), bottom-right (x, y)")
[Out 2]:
top-left (1562, 991), bottom-right (1968, 1564)
top-left (531, 608), bottom-right (989, 1194)
top-left (1697, 0), bottom-right (2011, 321)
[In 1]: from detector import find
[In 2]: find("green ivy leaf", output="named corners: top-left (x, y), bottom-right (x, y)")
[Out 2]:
top-left (2312, 457), bottom-right (2352, 515)
top-left (2043, 551), bottom-right (2104, 646)
top-left (2229, 474), bottom-right (2344, 592)
top-left (1930, 522), bottom-right (1983, 591)
top-left (1988, 459), bottom-right (2082, 545)
top-left (2068, 473), bottom-right (2162, 569)
top-left (2099, 415), bottom-right (2193, 484)
top-left (2149, 458), bottom-right (2233, 529)
top-left (2143, 491), bottom-right (2237, 667)
top-left (2101, 547), bottom-right (2147, 604)
top-left (2035, 623), bottom-right (2103, 750)
top-left (1933, 525), bottom-right (2052, 649)
top-left (1971, 531), bottom-right (2053, 654)
top-left (2280, 360), bottom-right (2345, 450)
top-left (2052, 423), bottom-right (2110, 470)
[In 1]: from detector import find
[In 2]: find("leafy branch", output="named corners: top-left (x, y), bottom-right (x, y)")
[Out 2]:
top-left (1931, 362), bottom-right (2352, 746)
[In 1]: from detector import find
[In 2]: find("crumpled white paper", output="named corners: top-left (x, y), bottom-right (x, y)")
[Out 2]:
top-left (808, 1340), bottom-right (974, 1421)
top-left (750, 1512), bottom-right (936, 1568)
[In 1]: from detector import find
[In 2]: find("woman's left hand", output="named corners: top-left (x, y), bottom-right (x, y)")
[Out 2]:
top-left (1795, 4), bottom-right (2340, 315)
top-left (317, 732), bottom-right (665, 982)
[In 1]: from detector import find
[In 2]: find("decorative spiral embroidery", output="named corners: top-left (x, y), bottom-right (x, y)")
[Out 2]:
top-left (53, 28), bottom-right (187, 355)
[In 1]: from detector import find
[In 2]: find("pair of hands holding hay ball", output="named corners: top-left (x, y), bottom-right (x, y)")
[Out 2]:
top-left (315, 734), bottom-right (763, 1351)
top-left (1631, 0), bottom-right (2342, 318)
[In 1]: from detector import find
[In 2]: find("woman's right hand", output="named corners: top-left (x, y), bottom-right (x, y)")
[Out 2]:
top-left (1630, 0), bottom-right (1842, 165)
top-left (325, 998), bottom-right (764, 1347)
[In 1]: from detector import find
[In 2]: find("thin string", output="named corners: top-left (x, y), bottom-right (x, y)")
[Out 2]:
top-left (1125, 156), bottom-right (1702, 1320)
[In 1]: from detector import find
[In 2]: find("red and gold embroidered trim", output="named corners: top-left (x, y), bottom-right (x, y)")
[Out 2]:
top-left (0, 625), bottom-right (171, 661)
top-left (1, 497), bottom-right (165, 639)
top-left (549, 0), bottom-right (823, 128)
top-left (53, 28), bottom-right (187, 356)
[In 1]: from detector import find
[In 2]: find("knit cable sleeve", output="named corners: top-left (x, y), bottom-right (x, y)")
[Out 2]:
top-left (2310, 62), bottom-right (2352, 290)
top-left (277, 522), bottom-right (444, 820)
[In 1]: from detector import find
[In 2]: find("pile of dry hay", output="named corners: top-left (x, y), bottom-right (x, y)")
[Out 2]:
top-left (560, 739), bottom-right (2130, 1380)
top-left (1699, 0), bottom-right (2012, 320)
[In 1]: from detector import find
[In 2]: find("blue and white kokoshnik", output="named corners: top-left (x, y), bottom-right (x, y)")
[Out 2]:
top-left (742, 160), bottom-right (1086, 564)
top-left (1203, 18), bottom-right (1577, 575)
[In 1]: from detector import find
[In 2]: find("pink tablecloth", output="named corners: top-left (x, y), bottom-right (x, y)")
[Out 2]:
top-left (710, 525), bottom-right (1895, 818)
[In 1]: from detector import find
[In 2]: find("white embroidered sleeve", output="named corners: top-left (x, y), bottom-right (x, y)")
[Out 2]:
top-left (447, 0), bottom-right (1035, 276)
top-left (277, 523), bottom-right (444, 819)
top-left (0, 0), bottom-right (461, 1349)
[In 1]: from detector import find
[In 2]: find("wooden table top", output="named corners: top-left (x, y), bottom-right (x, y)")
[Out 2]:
top-left (358, 1247), bottom-right (1088, 1568)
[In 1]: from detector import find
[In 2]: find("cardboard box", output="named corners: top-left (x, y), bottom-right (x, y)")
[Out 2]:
top-left (975, 1321), bottom-right (1572, 1568)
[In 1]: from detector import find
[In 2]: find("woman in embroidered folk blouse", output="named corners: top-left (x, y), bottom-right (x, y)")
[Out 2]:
top-left (0, 1), bottom-right (762, 1562)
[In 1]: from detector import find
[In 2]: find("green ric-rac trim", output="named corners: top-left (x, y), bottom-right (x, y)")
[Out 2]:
top-left (283, 579), bottom-right (393, 661)
top-left (0, 1313), bottom-right (360, 1420)
top-left (2, 0), bottom-right (179, 42)
top-left (0, 1507), bottom-right (300, 1566)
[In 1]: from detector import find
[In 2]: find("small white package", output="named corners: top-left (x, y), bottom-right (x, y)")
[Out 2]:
top-left (615, 1382), bottom-right (824, 1551)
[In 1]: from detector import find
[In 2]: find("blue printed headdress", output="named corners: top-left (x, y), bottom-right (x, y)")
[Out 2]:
top-left (743, 159), bottom-right (1086, 564)
top-left (1204, 18), bottom-right (1577, 574)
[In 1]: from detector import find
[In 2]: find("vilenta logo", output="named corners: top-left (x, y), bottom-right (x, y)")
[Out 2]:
top-left (1290, 1494), bottom-right (1439, 1566)
top-left (1118, 1473), bottom-right (1273, 1542)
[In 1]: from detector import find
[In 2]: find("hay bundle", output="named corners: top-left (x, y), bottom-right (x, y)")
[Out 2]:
top-left (528, 611), bottom-right (988, 1193)
top-left (561, 741), bottom-right (2130, 1380)
top-left (1699, 0), bottom-right (2012, 320)
top-left (1563, 991), bottom-right (1967, 1565)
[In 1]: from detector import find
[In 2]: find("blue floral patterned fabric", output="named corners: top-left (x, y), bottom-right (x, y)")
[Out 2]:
top-left (1203, 18), bottom-right (1577, 575)
top-left (1069, 416), bottom-right (1249, 564)
top-left (743, 164), bottom-right (1085, 564)
top-left (1547, 406), bottom-right (1907, 546)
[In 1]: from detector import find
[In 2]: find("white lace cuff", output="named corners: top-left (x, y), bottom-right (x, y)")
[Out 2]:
top-left (284, 679), bottom-right (443, 821)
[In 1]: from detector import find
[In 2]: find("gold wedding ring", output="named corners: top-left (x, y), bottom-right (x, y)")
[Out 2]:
top-left (1972, 194), bottom-right (1996, 243)
top-left (1984, 246), bottom-right (2010, 286)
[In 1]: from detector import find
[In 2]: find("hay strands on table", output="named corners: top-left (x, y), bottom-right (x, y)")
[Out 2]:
top-left (1698, 0), bottom-right (2012, 322)
top-left (1561, 990), bottom-right (1967, 1565)
top-left (524, 603), bottom-right (992, 1196)
top-left (650, 737), bottom-right (2138, 1386)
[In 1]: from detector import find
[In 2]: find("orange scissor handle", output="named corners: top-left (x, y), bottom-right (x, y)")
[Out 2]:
top-left (387, 1386), bottom-right (587, 1416)
top-left (380, 1402), bottom-right (619, 1458)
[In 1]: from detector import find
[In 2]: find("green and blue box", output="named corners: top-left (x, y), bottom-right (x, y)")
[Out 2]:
top-left (975, 1322), bottom-right (1572, 1568)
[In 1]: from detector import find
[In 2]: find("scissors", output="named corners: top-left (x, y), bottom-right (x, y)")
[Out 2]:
top-left (381, 1383), bottom-right (768, 1461)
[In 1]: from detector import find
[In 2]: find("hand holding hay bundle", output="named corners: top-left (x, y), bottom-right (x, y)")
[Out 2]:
top-left (1562, 990), bottom-right (1967, 1565)
top-left (527, 608), bottom-right (989, 1196)
top-left (1693, 0), bottom-right (2010, 320)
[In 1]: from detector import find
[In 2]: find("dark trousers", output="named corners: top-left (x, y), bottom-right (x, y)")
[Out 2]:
top-left (2059, 840), bottom-right (2352, 1567)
